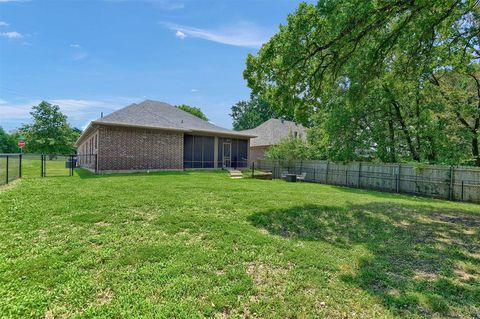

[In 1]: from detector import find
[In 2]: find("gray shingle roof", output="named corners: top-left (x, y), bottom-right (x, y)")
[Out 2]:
top-left (77, 100), bottom-right (255, 145)
top-left (240, 118), bottom-right (307, 147)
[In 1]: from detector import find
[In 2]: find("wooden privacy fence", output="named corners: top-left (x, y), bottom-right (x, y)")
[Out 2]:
top-left (256, 159), bottom-right (480, 203)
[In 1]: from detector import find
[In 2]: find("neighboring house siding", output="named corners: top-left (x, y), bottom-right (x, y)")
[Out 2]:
top-left (97, 125), bottom-right (184, 171)
top-left (249, 146), bottom-right (269, 165)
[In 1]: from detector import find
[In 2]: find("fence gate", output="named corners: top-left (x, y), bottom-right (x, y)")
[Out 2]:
top-left (41, 154), bottom-right (76, 177)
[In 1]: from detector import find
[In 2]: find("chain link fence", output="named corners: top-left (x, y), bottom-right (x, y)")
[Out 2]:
top-left (0, 154), bottom-right (22, 185)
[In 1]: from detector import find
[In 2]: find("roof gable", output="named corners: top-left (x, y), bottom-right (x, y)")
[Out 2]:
top-left (241, 118), bottom-right (307, 147)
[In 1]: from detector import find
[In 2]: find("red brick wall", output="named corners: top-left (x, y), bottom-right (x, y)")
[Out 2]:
top-left (97, 125), bottom-right (184, 171)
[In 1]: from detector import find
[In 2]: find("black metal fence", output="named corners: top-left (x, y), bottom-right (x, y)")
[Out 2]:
top-left (40, 154), bottom-right (77, 177)
top-left (256, 159), bottom-right (480, 204)
top-left (0, 154), bottom-right (22, 185)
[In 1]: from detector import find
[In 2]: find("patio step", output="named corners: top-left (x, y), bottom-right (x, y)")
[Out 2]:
top-left (228, 170), bottom-right (243, 179)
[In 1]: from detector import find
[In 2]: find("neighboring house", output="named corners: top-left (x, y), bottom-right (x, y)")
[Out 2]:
top-left (75, 100), bottom-right (255, 172)
top-left (240, 118), bottom-right (307, 164)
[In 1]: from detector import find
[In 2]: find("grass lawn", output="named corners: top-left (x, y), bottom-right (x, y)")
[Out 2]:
top-left (0, 167), bottom-right (479, 318)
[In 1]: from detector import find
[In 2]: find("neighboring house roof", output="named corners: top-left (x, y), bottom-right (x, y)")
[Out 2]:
top-left (76, 100), bottom-right (255, 146)
top-left (240, 118), bottom-right (307, 147)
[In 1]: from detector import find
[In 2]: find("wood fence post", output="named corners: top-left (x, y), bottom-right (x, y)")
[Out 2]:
top-left (325, 160), bottom-right (329, 184)
top-left (448, 165), bottom-right (454, 200)
top-left (357, 162), bottom-right (361, 188)
top-left (396, 164), bottom-right (401, 193)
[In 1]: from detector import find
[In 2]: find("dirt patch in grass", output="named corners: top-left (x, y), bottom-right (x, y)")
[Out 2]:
top-left (245, 261), bottom-right (294, 287)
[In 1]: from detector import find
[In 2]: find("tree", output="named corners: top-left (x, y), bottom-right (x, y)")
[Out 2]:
top-left (20, 101), bottom-right (80, 155)
top-left (265, 134), bottom-right (312, 161)
top-left (230, 97), bottom-right (292, 130)
top-left (176, 104), bottom-right (209, 121)
top-left (0, 127), bottom-right (19, 153)
top-left (244, 0), bottom-right (480, 165)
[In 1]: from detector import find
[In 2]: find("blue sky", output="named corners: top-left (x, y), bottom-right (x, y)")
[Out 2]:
top-left (0, 0), bottom-right (307, 132)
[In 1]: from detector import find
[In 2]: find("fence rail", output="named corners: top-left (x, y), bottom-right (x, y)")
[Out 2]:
top-left (0, 154), bottom-right (22, 186)
top-left (256, 159), bottom-right (480, 203)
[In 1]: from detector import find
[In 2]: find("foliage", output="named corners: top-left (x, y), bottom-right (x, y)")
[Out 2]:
top-left (230, 97), bottom-right (293, 130)
top-left (1, 169), bottom-right (478, 317)
top-left (176, 104), bottom-right (209, 121)
top-left (0, 127), bottom-right (20, 153)
top-left (19, 101), bottom-right (80, 155)
top-left (244, 0), bottom-right (480, 165)
top-left (265, 134), bottom-right (312, 161)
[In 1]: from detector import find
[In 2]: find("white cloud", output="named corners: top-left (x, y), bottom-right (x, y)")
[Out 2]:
top-left (70, 43), bottom-right (81, 48)
top-left (1, 31), bottom-right (23, 39)
top-left (0, 100), bottom-right (38, 120)
top-left (50, 99), bottom-right (104, 111)
top-left (161, 21), bottom-right (273, 49)
top-left (190, 89), bottom-right (198, 93)
top-left (72, 52), bottom-right (88, 61)
top-left (175, 30), bottom-right (185, 39)
top-left (0, 97), bottom-right (142, 130)
top-left (0, 21), bottom-right (8, 27)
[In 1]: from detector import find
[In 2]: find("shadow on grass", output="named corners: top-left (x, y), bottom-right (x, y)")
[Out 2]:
top-left (248, 202), bottom-right (480, 317)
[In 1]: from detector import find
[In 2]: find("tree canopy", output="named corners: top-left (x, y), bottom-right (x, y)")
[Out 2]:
top-left (176, 104), bottom-right (209, 121)
top-left (230, 97), bottom-right (294, 131)
top-left (244, 0), bottom-right (480, 165)
top-left (0, 128), bottom-right (20, 153)
top-left (20, 101), bottom-right (80, 155)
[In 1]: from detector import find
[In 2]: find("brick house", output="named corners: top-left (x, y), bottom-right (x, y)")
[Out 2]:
top-left (240, 119), bottom-right (307, 164)
top-left (75, 100), bottom-right (255, 173)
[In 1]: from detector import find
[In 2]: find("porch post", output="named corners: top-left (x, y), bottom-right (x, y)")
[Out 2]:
top-left (214, 136), bottom-right (218, 168)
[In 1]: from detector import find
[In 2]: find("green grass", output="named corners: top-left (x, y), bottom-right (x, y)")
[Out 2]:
top-left (0, 169), bottom-right (479, 318)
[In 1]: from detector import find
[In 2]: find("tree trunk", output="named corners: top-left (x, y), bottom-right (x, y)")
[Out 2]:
top-left (473, 133), bottom-right (480, 166)
top-left (383, 84), bottom-right (420, 161)
top-left (391, 100), bottom-right (421, 161)
top-left (388, 106), bottom-right (396, 162)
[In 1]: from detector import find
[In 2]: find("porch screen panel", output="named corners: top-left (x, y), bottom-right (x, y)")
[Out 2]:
top-left (184, 134), bottom-right (215, 168)
top-left (217, 138), bottom-right (224, 167)
top-left (231, 139), bottom-right (238, 168)
top-left (193, 136), bottom-right (203, 168)
top-left (237, 139), bottom-right (248, 167)
top-left (184, 134), bottom-right (194, 168)
top-left (202, 136), bottom-right (214, 168)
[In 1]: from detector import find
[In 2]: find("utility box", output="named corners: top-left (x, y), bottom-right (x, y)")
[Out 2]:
top-left (65, 158), bottom-right (77, 168)
top-left (286, 174), bottom-right (297, 182)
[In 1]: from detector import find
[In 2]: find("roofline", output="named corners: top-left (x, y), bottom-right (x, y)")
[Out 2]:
top-left (75, 122), bottom-right (94, 147)
top-left (75, 121), bottom-right (256, 147)
top-left (189, 129), bottom-right (256, 139)
top-left (91, 121), bottom-right (190, 133)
